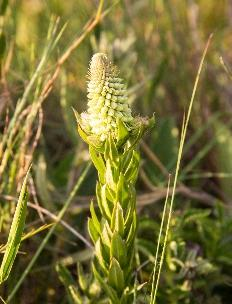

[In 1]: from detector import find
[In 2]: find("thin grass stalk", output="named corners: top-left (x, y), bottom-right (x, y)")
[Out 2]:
top-left (150, 34), bottom-right (213, 304)
top-left (150, 176), bottom-right (171, 300)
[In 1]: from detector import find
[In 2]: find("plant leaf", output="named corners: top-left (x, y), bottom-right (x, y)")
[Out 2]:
top-left (88, 218), bottom-right (99, 243)
top-left (89, 146), bottom-right (105, 184)
top-left (116, 118), bottom-right (129, 145)
top-left (110, 232), bottom-right (127, 268)
top-left (56, 263), bottom-right (82, 304)
top-left (90, 200), bottom-right (101, 234)
top-left (111, 202), bottom-right (124, 237)
top-left (95, 239), bottom-right (108, 273)
top-left (108, 257), bottom-right (125, 294)
top-left (0, 169), bottom-right (29, 284)
top-left (92, 260), bottom-right (119, 303)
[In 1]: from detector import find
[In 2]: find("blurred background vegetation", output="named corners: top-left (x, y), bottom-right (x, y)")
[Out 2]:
top-left (0, 0), bottom-right (232, 303)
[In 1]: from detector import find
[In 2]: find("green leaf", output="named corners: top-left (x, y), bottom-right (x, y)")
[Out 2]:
top-left (87, 135), bottom-right (105, 152)
top-left (108, 258), bottom-right (125, 294)
top-left (77, 263), bottom-right (88, 292)
top-left (101, 219), bottom-right (112, 250)
top-left (95, 239), bottom-right (108, 273)
top-left (124, 150), bottom-right (140, 183)
top-left (110, 232), bottom-right (127, 267)
top-left (129, 116), bottom-right (155, 149)
top-left (89, 146), bottom-right (106, 183)
top-left (126, 212), bottom-right (137, 248)
top-left (56, 263), bottom-right (82, 304)
top-left (77, 124), bottom-right (104, 152)
top-left (124, 193), bottom-right (136, 230)
top-left (105, 185), bottom-right (116, 203)
top-left (116, 174), bottom-right (130, 209)
top-left (77, 123), bottom-right (88, 140)
top-left (116, 118), bottom-right (129, 145)
top-left (183, 209), bottom-right (211, 224)
top-left (0, 169), bottom-right (29, 284)
top-left (101, 184), bottom-right (113, 220)
top-left (105, 159), bottom-right (116, 190)
top-left (88, 218), bottom-right (99, 243)
top-left (121, 149), bottom-right (133, 172)
top-left (92, 260), bottom-right (119, 303)
top-left (90, 200), bottom-right (101, 234)
top-left (96, 182), bottom-right (110, 220)
top-left (111, 202), bottom-right (124, 237)
top-left (104, 134), bottom-right (118, 162)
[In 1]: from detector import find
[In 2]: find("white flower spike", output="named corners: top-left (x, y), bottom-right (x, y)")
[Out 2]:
top-left (81, 53), bottom-right (133, 141)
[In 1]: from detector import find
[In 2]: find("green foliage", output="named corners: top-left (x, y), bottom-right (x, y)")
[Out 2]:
top-left (86, 135), bottom-right (143, 303)
top-left (138, 203), bottom-right (232, 303)
top-left (56, 263), bottom-right (102, 304)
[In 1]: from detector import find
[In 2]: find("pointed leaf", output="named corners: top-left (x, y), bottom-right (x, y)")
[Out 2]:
top-left (92, 260), bottom-right (119, 303)
top-left (108, 258), bottom-right (125, 294)
top-left (89, 146), bottom-right (105, 183)
top-left (77, 263), bottom-right (88, 292)
top-left (105, 185), bottom-right (116, 203)
top-left (95, 239), bottom-right (108, 273)
top-left (104, 134), bottom-right (118, 161)
top-left (88, 218), bottom-right (99, 243)
top-left (105, 159), bottom-right (116, 190)
top-left (111, 202), bottom-right (124, 237)
top-left (116, 118), bottom-right (129, 146)
top-left (124, 150), bottom-right (140, 183)
top-left (126, 212), bottom-right (137, 248)
top-left (96, 182), bottom-right (112, 221)
top-left (101, 184), bottom-right (113, 220)
top-left (0, 169), bottom-right (29, 284)
top-left (110, 232), bottom-right (127, 267)
top-left (101, 219), bottom-right (112, 249)
top-left (116, 174), bottom-right (130, 209)
top-left (90, 200), bottom-right (101, 234)
top-left (56, 263), bottom-right (82, 304)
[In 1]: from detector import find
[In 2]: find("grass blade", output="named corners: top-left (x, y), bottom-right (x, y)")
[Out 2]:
top-left (7, 162), bottom-right (91, 302)
top-left (150, 34), bottom-right (213, 304)
top-left (0, 168), bottom-right (30, 284)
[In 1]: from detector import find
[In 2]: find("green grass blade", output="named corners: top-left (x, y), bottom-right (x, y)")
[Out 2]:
top-left (7, 162), bottom-right (91, 302)
top-left (150, 34), bottom-right (213, 304)
top-left (56, 263), bottom-right (82, 304)
top-left (0, 168), bottom-right (30, 284)
top-left (150, 176), bottom-right (171, 300)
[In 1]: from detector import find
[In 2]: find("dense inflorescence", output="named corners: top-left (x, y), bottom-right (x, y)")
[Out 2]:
top-left (81, 53), bottom-right (133, 141)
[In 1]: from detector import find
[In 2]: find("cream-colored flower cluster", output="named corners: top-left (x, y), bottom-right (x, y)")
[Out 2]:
top-left (81, 53), bottom-right (133, 141)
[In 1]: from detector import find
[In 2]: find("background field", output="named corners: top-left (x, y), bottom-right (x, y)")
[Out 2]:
top-left (0, 0), bottom-right (232, 303)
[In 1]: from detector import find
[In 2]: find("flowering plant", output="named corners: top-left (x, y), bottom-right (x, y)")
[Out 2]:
top-left (74, 53), bottom-right (154, 303)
